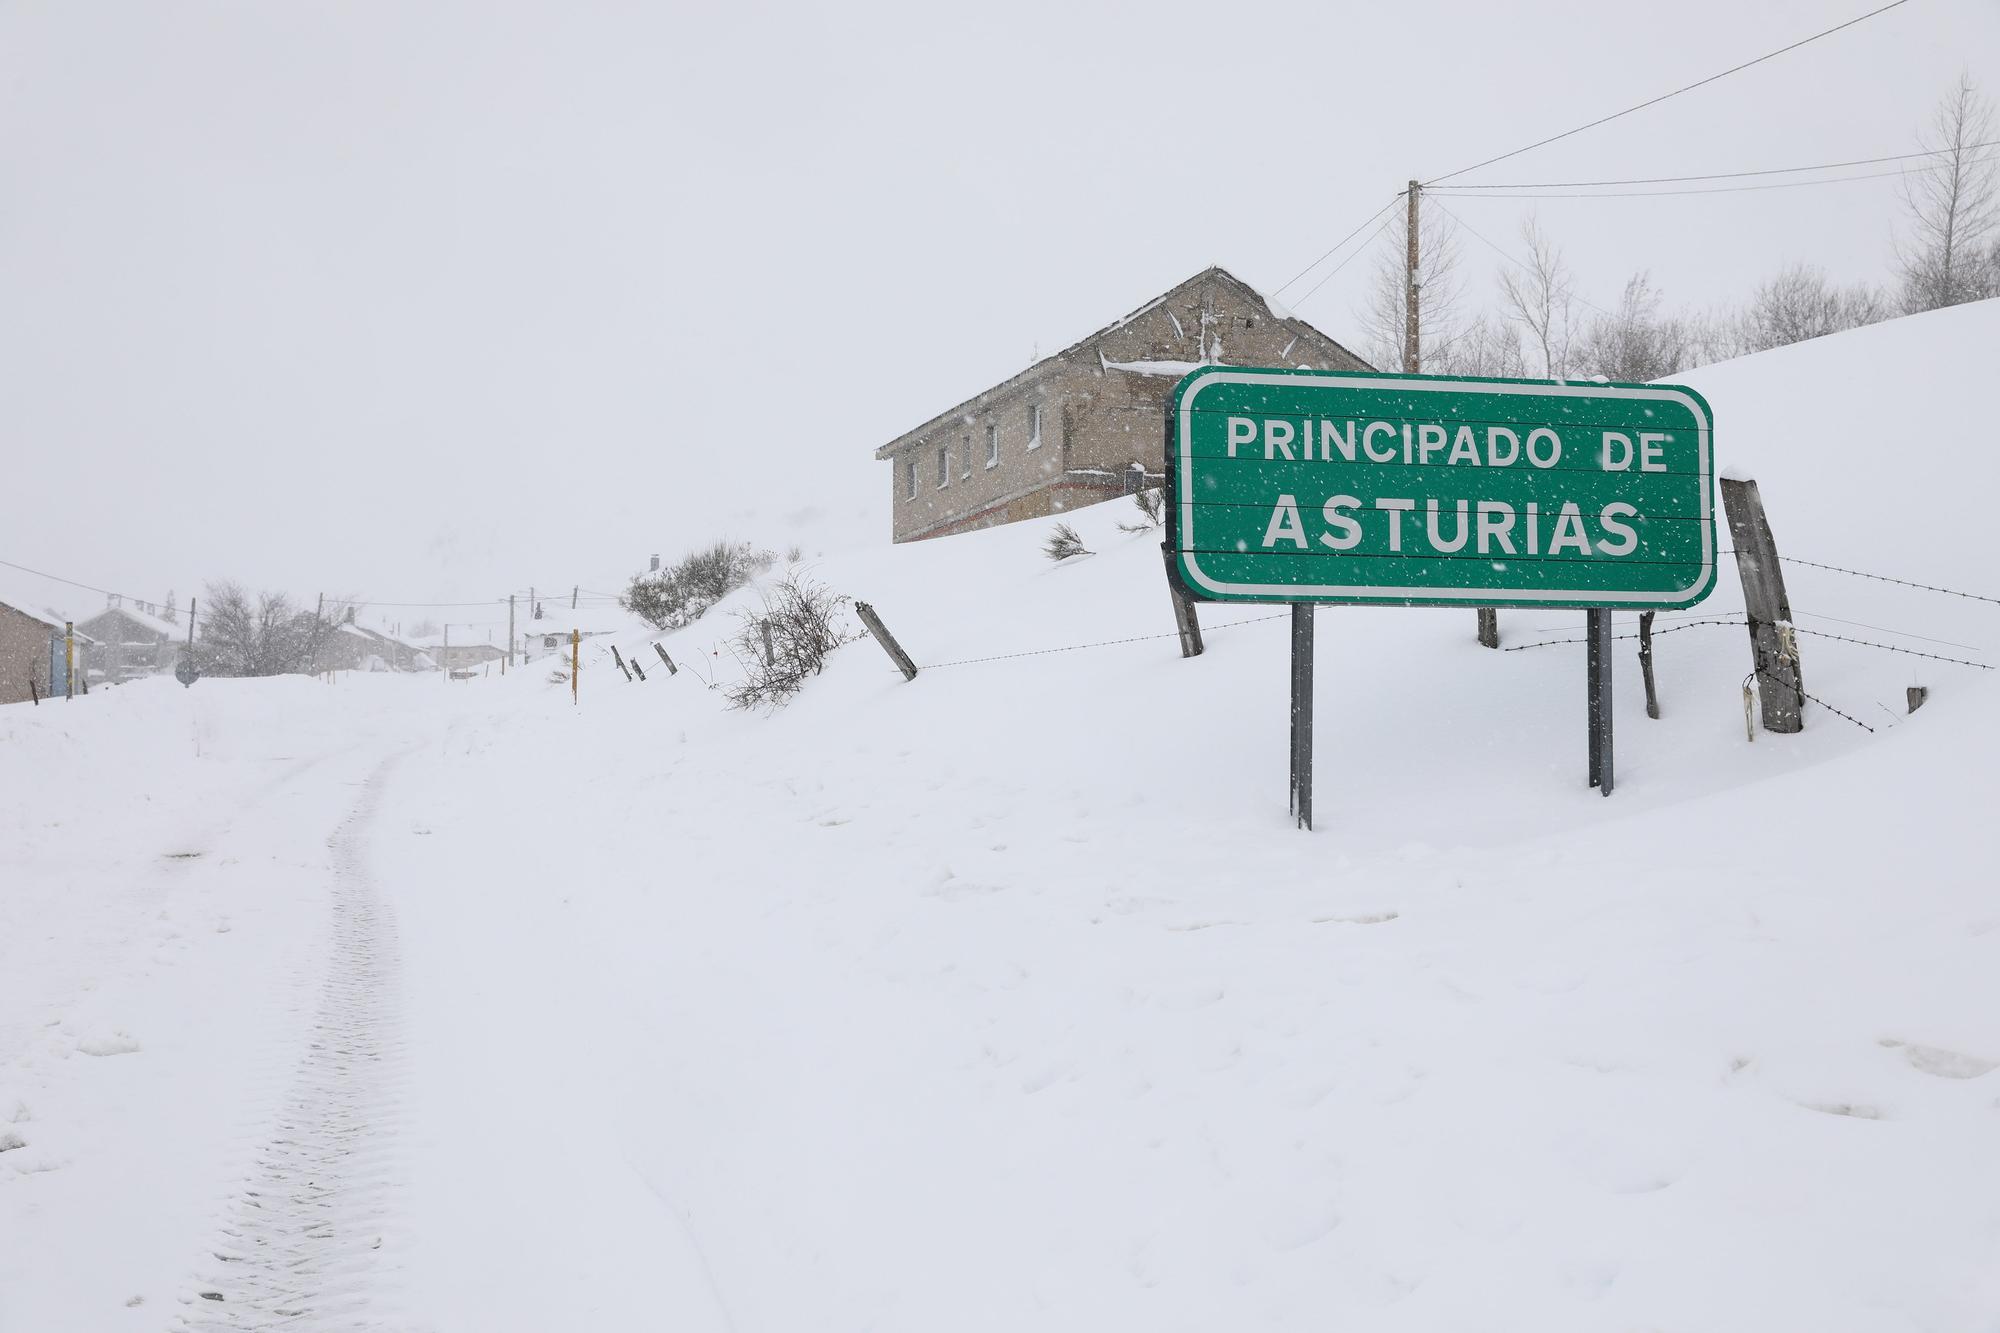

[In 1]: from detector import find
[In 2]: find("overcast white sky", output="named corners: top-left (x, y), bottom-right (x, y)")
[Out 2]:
top-left (3, 0), bottom-right (1992, 618)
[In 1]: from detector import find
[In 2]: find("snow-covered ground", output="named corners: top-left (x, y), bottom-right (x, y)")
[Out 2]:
top-left (4, 301), bottom-right (1997, 1331)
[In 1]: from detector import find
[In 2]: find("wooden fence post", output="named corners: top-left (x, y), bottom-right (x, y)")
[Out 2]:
top-left (854, 601), bottom-right (918, 681)
top-left (1719, 477), bottom-right (1803, 733)
top-left (1637, 611), bottom-right (1660, 720)
top-left (1476, 607), bottom-right (1499, 649)
top-left (1907, 685), bottom-right (1929, 713)
top-left (610, 645), bottom-right (633, 682)
top-left (629, 655), bottom-right (647, 682)
top-left (653, 643), bottom-right (678, 675)
top-left (1160, 545), bottom-right (1204, 658)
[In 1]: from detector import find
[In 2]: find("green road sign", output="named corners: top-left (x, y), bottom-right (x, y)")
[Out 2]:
top-left (1167, 367), bottom-right (1717, 609)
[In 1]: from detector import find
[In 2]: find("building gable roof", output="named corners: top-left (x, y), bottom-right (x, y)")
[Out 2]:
top-left (79, 603), bottom-right (183, 641)
top-left (873, 265), bottom-right (1370, 460)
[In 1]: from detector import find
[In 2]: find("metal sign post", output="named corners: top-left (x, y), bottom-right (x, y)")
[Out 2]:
top-left (1167, 367), bottom-right (1716, 822)
top-left (1288, 605), bottom-right (1314, 829)
top-left (1587, 608), bottom-right (1614, 795)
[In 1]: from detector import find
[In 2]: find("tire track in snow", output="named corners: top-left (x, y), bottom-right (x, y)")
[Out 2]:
top-left (174, 754), bottom-right (421, 1331)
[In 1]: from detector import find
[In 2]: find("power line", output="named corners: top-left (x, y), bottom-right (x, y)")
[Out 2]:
top-left (1438, 139), bottom-right (2000, 190)
top-left (1424, 0), bottom-right (1914, 186)
top-left (1432, 154), bottom-right (2000, 201)
top-left (1273, 195), bottom-right (1402, 297)
top-left (1293, 211), bottom-right (1401, 309)
top-left (1428, 200), bottom-right (1616, 318)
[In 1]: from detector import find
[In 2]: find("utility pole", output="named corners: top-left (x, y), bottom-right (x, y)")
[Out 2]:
top-left (1409, 176), bottom-right (1500, 649)
top-left (64, 621), bottom-right (74, 700)
top-left (571, 585), bottom-right (578, 611)
top-left (508, 594), bottom-right (516, 668)
top-left (1404, 180), bottom-right (1421, 375)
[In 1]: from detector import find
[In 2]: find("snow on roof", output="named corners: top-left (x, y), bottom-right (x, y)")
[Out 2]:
top-left (521, 604), bottom-right (634, 636)
top-left (873, 265), bottom-right (1365, 460)
top-left (1099, 356), bottom-right (1207, 378)
top-left (81, 602), bottom-right (184, 640)
top-left (0, 573), bottom-right (84, 632)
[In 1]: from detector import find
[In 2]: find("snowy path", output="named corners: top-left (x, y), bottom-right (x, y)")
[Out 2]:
top-left (175, 754), bottom-right (418, 1331)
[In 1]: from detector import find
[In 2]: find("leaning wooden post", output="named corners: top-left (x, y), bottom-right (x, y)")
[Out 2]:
top-left (854, 601), bottom-right (918, 681)
top-left (1719, 477), bottom-right (1803, 733)
top-left (610, 645), bottom-right (634, 682)
top-left (653, 643), bottom-right (678, 675)
top-left (570, 628), bottom-right (580, 706)
top-left (1636, 611), bottom-right (1660, 720)
top-left (629, 654), bottom-right (647, 682)
top-left (1160, 544), bottom-right (1204, 658)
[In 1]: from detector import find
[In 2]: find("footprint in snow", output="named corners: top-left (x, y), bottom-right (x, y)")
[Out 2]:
top-left (1880, 1038), bottom-right (1998, 1080)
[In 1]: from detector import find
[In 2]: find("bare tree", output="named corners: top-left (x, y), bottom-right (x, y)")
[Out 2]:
top-left (1430, 312), bottom-right (1527, 378)
top-left (1738, 264), bottom-right (1888, 352)
top-left (1575, 273), bottom-right (1691, 383)
top-left (195, 581), bottom-right (320, 677)
top-left (1897, 74), bottom-right (2000, 313)
top-left (1359, 203), bottom-right (1463, 372)
top-left (1496, 216), bottom-right (1577, 377)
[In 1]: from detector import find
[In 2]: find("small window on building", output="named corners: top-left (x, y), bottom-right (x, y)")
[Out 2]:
top-left (985, 423), bottom-right (999, 468)
top-left (1027, 402), bottom-right (1043, 449)
top-left (937, 444), bottom-right (950, 488)
top-left (904, 456), bottom-right (917, 499)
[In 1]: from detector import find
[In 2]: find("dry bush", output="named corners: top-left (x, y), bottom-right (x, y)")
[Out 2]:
top-left (723, 574), bottom-right (858, 711)
top-left (1043, 522), bottom-right (1092, 561)
top-left (1118, 487), bottom-right (1164, 533)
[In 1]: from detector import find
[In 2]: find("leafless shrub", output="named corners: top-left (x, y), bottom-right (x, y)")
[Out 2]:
top-left (722, 574), bottom-right (858, 711)
top-left (1043, 522), bottom-right (1092, 562)
top-left (1117, 487), bottom-right (1164, 533)
top-left (622, 538), bottom-right (775, 631)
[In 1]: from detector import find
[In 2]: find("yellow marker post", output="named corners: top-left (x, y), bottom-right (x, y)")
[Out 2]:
top-left (571, 629), bottom-right (580, 706)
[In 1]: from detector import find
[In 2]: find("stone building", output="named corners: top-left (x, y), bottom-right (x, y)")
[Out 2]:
top-left (873, 266), bottom-right (1371, 543)
top-left (0, 596), bottom-right (91, 705)
top-left (77, 597), bottom-right (185, 684)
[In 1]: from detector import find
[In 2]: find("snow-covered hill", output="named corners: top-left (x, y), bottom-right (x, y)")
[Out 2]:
top-left (2, 300), bottom-right (1995, 1330)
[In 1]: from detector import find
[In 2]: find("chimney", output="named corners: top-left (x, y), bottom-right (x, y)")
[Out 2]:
top-left (650, 553), bottom-right (660, 572)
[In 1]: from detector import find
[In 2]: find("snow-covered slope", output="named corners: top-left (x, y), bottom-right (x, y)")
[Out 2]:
top-left (3, 301), bottom-right (1995, 1330)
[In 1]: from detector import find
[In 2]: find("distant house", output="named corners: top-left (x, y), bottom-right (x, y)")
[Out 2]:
top-left (417, 632), bottom-right (507, 673)
top-left (0, 593), bottom-right (95, 705)
top-left (873, 265), bottom-right (1371, 543)
top-left (353, 623), bottom-right (431, 672)
top-left (77, 597), bottom-right (185, 684)
top-left (317, 620), bottom-right (389, 673)
top-left (517, 605), bottom-right (629, 664)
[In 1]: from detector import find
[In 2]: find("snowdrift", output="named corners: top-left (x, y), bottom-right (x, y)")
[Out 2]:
top-left (4, 300), bottom-right (1996, 1330)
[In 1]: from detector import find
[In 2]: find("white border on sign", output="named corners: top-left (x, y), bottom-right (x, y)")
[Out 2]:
top-left (1177, 371), bottom-right (1714, 604)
